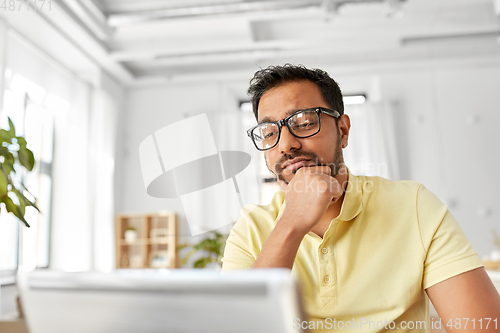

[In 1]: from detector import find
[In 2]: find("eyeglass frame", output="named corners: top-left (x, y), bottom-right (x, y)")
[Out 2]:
top-left (246, 107), bottom-right (341, 151)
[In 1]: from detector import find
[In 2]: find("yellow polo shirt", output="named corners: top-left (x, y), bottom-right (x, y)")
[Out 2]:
top-left (222, 169), bottom-right (483, 332)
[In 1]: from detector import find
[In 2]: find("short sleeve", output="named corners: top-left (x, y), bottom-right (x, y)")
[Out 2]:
top-left (221, 192), bottom-right (284, 272)
top-left (417, 185), bottom-right (484, 289)
top-left (221, 217), bottom-right (256, 271)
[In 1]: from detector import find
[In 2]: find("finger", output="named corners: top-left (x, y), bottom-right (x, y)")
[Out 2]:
top-left (329, 177), bottom-right (344, 202)
top-left (303, 165), bottom-right (332, 176)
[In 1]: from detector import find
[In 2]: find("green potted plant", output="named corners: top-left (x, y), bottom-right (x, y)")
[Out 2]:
top-left (124, 226), bottom-right (137, 244)
top-left (0, 117), bottom-right (38, 226)
top-left (176, 231), bottom-right (228, 268)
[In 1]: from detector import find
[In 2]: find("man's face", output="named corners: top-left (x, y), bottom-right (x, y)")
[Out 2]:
top-left (257, 80), bottom-right (348, 186)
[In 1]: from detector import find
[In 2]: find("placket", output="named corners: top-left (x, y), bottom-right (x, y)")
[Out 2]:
top-left (318, 219), bottom-right (338, 308)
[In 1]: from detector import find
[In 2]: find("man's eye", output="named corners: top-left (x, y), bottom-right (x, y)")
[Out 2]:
top-left (264, 132), bottom-right (278, 139)
top-left (295, 122), bottom-right (316, 129)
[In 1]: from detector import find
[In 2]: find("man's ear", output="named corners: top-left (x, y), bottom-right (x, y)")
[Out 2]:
top-left (338, 114), bottom-right (351, 149)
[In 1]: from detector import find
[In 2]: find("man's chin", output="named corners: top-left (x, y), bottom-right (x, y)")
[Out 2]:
top-left (277, 173), bottom-right (291, 185)
top-left (278, 170), bottom-right (296, 183)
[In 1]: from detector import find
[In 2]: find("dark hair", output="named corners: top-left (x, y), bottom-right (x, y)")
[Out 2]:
top-left (247, 64), bottom-right (344, 120)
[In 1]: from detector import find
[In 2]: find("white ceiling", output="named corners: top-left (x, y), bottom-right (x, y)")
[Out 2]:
top-left (3, 0), bottom-right (499, 85)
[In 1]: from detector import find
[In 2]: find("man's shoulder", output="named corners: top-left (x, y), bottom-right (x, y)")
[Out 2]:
top-left (358, 173), bottom-right (421, 190)
top-left (353, 173), bottom-right (423, 201)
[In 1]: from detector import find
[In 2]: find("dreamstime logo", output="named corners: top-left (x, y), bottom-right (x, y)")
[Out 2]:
top-left (139, 114), bottom-right (259, 236)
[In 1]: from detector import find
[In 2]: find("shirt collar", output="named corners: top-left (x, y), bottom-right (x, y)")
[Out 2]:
top-left (275, 166), bottom-right (363, 223)
top-left (336, 167), bottom-right (364, 222)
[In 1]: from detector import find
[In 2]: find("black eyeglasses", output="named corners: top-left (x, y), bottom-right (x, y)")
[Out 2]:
top-left (247, 107), bottom-right (341, 151)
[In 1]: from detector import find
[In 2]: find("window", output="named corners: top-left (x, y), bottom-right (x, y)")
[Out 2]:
top-left (0, 70), bottom-right (59, 277)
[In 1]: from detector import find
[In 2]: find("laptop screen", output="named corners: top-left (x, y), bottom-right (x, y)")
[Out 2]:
top-left (18, 268), bottom-right (308, 333)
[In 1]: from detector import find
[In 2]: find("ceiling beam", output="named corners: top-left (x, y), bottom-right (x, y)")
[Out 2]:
top-left (62, 0), bottom-right (114, 40)
top-left (36, 0), bottom-right (134, 83)
top-left (127, 52), bottom-right (500, 87)
top-left (110, 41), bottom-right (296, 62)
top-left (401, 30), bottom-right (500, 46)
top-left (128, 38), bottom-right (400, 68)
top-left (107, 0), bottom-right (400, 27)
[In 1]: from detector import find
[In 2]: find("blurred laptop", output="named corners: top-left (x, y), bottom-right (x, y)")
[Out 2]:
top-left (17, 268), bottom-right (308, 333)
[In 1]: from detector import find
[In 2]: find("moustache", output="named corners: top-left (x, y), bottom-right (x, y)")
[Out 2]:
top-left (274, 151), bottom-right (319, 174)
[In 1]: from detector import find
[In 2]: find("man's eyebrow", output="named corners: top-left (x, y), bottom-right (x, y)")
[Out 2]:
top-left (258, 109), bottom-right (301, 124)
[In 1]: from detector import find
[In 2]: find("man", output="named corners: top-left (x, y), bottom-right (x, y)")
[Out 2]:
top-left (221, 64), bottom-right (500, 332)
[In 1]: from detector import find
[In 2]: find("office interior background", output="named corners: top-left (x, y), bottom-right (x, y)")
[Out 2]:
top-left (0, 0), bottom-right (500, 328)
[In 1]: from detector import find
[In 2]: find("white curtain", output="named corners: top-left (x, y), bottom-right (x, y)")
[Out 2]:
top-left (174, 110), bottom-right (259, 238)
top-left (1, 28), bottom-right (122, 273)
top-left (89, 83), bottom-right (119, 272)
top-left (209, 95), bottom-right (260, 232)
top-left (343, 102), bottom-right (400, 181)
top-left (1, 29), bottom-right (92, 272)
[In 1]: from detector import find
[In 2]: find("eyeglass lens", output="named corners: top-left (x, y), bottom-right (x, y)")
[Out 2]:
top-left (251, 110), bottom-right (320, 150)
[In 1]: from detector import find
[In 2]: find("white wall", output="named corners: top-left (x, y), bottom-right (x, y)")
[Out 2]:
top-left (117, 56), bottom-right (500, 256)
top-left (377, 60), bottom-right (500, 257)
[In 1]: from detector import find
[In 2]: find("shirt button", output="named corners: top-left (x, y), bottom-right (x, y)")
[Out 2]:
top-left (324, 275), bottom-right (331, 283)
top-left (321, 248), bottom-right (328, 254)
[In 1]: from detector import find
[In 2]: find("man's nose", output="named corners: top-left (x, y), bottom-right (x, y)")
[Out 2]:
top-left (278, 126), bottom-right (301, 153)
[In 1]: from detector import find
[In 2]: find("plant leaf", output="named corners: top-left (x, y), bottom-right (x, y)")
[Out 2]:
top-left (5, 151), bottom-right (14, 164)
top-left (7, 117), bottom-right (16, 137)
top-left (13, 187), bottom-right (39, 213)
top-left (2, 161), bottom-right (15, 175)
top-left (193, 257), bottom-right (212, 269)
top-left (177, 232), bottom-right (228, 268)
top-left (0, 129), bottom-right (12, 142)
top-left (175, 242), bottom-right (191, 253)
top-left (20, 182), bottom-right (36, 197)
top-left (1, 195), bottom-right (30, 227)
top-left (16, 136), bottom-right (27, 149)
top-left (18, 147), bottom-right (35, 171)
top-left (0, 146), bottom-right (10, 157)
top-left (0, 170), bottom-right (7, 197)
top-left (180, 248), bottom-right (197, 266)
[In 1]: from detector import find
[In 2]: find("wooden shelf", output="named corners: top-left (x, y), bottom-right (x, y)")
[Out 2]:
top-left (115, 212), bottom-right (179, 269)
